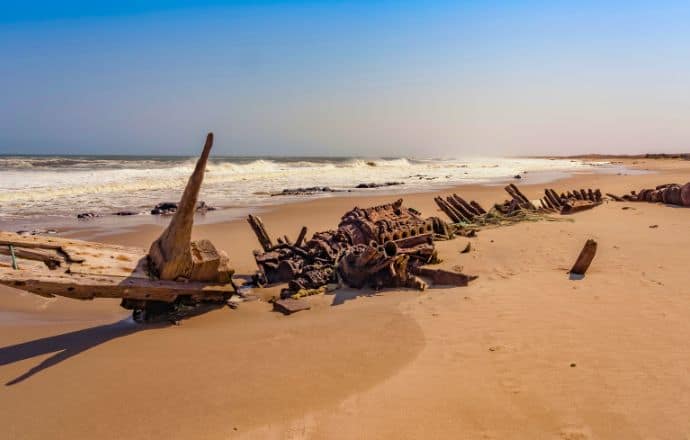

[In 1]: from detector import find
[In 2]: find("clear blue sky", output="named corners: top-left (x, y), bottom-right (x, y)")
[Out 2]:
top-left (2, 1), bottom-right (690, 156)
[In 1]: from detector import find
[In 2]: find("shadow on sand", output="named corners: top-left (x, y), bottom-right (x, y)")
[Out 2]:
top-left (0, 302), bottom-right (228, 386)
top-left (0, 318), bottom-right (158, 386)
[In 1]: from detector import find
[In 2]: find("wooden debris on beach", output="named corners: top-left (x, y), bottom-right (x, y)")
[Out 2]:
top-left (249, 199), bottom-right (476, 298)
top-left (434, 193), bottom-right (488, 224)
top-left (570, 239), bottom-right (598, 276)
top-left (434, 185), bottom-right (603, 228)
top-left (608, 182), bottom-right (690, 207)
top-left (273, 298), bottom-right (311, 315)
top-left (412, 267), bottom-right (478, 287)
top-left (0, 133), bottom-right (237, 323)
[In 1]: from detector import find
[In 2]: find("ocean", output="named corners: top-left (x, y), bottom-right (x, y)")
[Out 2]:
top-left (0, 155), bottom-right (612, 228)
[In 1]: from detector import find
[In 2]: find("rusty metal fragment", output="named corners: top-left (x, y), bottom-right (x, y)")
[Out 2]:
top-left (612, 182), bottom-right (690, 207)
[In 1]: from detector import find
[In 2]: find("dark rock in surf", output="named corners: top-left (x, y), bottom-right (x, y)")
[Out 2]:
top-left (77, 212), bottom-right (101, 219)
top-left (150, 201), bottom-right (215, 215)
top-left (355, 181), bottom-right (404, 189)
top-left (273, 187), bottom-right (340, 196)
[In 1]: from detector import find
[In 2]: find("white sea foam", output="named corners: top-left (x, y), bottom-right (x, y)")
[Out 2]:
top-left (0, 155), bottom-right (610, 219)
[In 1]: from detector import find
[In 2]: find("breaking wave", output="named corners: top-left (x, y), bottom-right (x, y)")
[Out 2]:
top-left (0, 155), bottom-right (606, 219)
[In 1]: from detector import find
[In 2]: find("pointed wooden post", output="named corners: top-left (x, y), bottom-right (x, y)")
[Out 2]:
top-left (295, 226), bottom-right (308, 247)
top-left (149, 133), bottom-right (213, 280)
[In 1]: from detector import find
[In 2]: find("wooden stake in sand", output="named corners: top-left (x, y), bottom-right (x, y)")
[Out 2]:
top-left (570, 239), bottom-right (597, 275)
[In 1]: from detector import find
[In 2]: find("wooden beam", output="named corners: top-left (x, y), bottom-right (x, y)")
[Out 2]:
top-left (294, 226), bottom-right (308, 247)
top-left (149, 133), bottom-right (214, 280)
top-left (570, 239), bottom-right (597, 275)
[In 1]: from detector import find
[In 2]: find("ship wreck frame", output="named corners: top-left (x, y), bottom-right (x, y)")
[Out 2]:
top-left (0, 133), bottom-right (236, 322)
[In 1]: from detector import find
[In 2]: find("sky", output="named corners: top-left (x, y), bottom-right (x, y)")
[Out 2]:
top-left (1, 1), bottom-right (690, 157)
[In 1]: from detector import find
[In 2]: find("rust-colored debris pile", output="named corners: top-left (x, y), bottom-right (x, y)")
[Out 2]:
top-left (608, 182), bottom-right (690, 207)
top-left (249, 199), bottom-right (477, 312)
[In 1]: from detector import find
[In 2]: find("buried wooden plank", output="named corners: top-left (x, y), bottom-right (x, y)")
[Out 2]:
top-left (273, 298), bottom-right (311, 315)
top-left (570, 239), bottom-right (597, 276)
top-left (0, 267), bottom-right (233, 302)
top-left (413, 267), bottom-right (478, 286)
top-left (560, 200), bottom-right (602, 214)
top-left (0, 246), bottom-right (63, 269)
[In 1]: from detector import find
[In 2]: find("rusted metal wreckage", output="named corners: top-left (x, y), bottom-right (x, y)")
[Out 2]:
top-left (0, 134), bottom-right (236, 322)
top-left (248, 199), bottom-right (477, 305)
top-left (607, 182), bottom-right (690, 207)
top-left (434, 183), bottom-right (603, 224)
top-left (0, 138), bottom-right (614, 322)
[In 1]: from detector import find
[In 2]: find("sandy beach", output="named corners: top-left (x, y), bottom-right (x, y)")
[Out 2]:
top-left (2, 157), bottom-right (690, 439)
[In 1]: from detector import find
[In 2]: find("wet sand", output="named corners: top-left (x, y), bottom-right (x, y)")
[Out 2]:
top-left (2, 158), bottom-right (690, 439)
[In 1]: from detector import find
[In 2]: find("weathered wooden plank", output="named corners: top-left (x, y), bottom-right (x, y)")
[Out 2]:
top-left (0, 231), bottom-right (142, 253)
top-left (545, 189), bottom-right (561, 207)
top-left (570, 239), bottom-right (597, 275)
top-left (0, 246), bottom-right (63, 269)
top-left (294, 226), bottom-right (308, 247)
top-left (508, 184), bottom-right (536, 210)
top-left (0, 267), bottom-right (233, 302)
top-left (273, 298), bottom-right (311, 315)
top-left (413, 267), bottom-right (478, 286)
top-left (247, 214), bottom-right (274, 251)
top-left (469, 200), bottom-right (487, 215)
top-left (446, 195), bottom-right (475, 220)
top-left (560, 200), bottom-right (602, 215)
top-left (434, 197), bottom-right (464, 223)
top-left (452, 194), bottom-right (481, 216)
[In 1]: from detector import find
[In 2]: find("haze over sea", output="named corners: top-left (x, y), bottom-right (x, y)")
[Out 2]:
top-left (0, 155), bottom-right (610, 226)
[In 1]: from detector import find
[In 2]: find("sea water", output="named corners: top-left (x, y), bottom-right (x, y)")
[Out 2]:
top-left (0, 155), bottom-right (613, 227)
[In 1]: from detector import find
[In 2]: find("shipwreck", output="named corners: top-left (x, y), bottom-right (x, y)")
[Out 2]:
top-left (248, 197), bottom-right (477, 313)
top-left (0, 133), bottom-right (236, 322)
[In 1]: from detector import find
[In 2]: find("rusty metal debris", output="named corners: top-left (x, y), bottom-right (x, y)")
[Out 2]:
top-left (0, 134), bottom-right (237, 323)
top-left (434, 185), bottom-right (603, 225)
top-left (609, 183), bottom-right (690, 207)
top-left (249, 199), bottom-right (476, 303)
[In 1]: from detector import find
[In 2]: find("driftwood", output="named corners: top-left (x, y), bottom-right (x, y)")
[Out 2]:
top-left (0, 133), bottom-right (236, 323)
top-left (570, 239), bottom-right (597, 275)
top-left (560, 199), bottom-right (601, 215)
top-left (148, 133), bottom-right (232, 283)
top-left (412, 267), bottom-right (478, 286)
top-left (247, 215), bottom-right (274, 251)
top-left (273, 298), bottom-right (311, 315)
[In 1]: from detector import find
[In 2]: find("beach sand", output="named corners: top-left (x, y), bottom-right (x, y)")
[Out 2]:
top-left (1, 158), bottom-right (690, 439)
